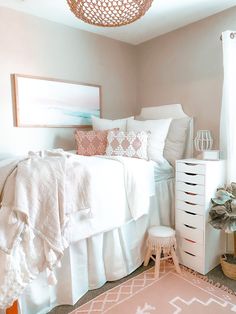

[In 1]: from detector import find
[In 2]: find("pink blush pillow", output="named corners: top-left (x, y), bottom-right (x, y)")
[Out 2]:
top-left (75, 129), bottom-right (109, 156)
top-left (106, 130), bottom-right (149, 160)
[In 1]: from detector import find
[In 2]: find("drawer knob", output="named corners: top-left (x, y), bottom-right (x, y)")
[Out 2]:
top-left (184, 211), bottom-right (196, 216)
top-left (185, 172), bottom-right (197, 176)
top-left (184, 163), bottom-right (197, 166)
top-left (184, 251), bottom-right (196, 257)
top-left (185, 201), bottom-right (197, 206)
top-left (184, 238), bottom-right (196, 243)
top-left (184, 192), bottom-right (197, 196)
top-left (185, 182), bottom-right (197, 186)
top-left (184, 224), bottom-right (196, 229)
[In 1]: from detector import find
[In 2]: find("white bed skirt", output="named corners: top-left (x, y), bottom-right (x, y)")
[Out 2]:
top-left (6, 178), bottom-right (174, 314)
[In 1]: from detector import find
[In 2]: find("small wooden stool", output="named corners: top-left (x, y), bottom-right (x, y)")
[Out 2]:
top-left (144, 226), bottom-right (181, 278)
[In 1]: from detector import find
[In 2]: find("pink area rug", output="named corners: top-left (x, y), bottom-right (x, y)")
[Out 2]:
top-left (69, 263), bottom-right (236, 313)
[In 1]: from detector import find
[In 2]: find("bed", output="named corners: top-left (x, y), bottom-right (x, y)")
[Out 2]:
top-left (1, 104), bottom-right (193, 314)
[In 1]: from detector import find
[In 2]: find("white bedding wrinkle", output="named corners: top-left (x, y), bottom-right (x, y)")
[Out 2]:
top-left (99, 155), bottom-right (155, 220)
top-left (65, 154), bottom-right (155, 243)
top-left (153, 159), bottom-right (174, 182)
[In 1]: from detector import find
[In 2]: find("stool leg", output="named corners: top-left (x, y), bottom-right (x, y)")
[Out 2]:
top-left (171, 247), bottom-right (181, 274)
top-left (154, 248), bottom-right (161, 278)
top-left (144, 247), bottom-right (152, 266)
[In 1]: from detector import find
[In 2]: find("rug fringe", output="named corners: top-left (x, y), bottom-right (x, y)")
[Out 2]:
top-left (165, 260), bottom-right (236, 296)
top-left (178, 263), bottom-right (236, 296)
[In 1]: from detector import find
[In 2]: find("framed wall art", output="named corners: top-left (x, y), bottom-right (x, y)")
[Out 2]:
top-left (13, 74), bottom-right (101, 127)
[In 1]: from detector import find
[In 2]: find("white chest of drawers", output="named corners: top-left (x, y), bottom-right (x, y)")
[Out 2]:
top-left (175, 159), bottom-right (225, 275)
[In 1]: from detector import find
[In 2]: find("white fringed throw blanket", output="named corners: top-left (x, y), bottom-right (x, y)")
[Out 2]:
top-left (0, 150), bottom-right (91, 309)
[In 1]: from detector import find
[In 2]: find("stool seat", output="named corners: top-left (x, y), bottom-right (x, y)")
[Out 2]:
top-left (144, 225), bottom-right (181, 278)
top-left (148, 226), bottom-right (175, 238)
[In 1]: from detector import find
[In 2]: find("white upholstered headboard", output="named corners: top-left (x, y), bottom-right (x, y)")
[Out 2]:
top-left (138, 104), bottom-right (193, 159)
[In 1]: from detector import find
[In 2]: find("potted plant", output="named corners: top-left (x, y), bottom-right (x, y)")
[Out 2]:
top-left (209, 182), bottom-right (236, 280)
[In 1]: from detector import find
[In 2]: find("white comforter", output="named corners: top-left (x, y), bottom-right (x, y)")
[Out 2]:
top-left (0, 150), bottom-right (155, 309)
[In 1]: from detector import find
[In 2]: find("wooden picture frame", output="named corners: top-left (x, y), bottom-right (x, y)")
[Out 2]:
top-left (13, 74), bottom-right (101, 127)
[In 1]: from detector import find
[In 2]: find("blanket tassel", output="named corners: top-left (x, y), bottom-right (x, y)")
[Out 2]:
top-left (8, 212), bottom-right (17, 225)
top-left (46, 269), bottom-right (57, 286)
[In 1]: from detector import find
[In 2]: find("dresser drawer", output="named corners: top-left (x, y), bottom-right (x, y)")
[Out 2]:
top-left (176, 162), bottom-right (205, 175)
top-left (176, 181), bottom-right (205, 195)
top-left (176, 209), bottom-right (204, 229)
top-left (178, 248), bottom-right (204, 274)
top-left (176, 190), bottom-right (205, 205)
top-left (176, 222), bottom-right (204, 244)
top-left (176, 172), bottom-right (205, 185)
top-left (177, 237), bottom-right (204, 258)
top-left (176, 200), bottom-right (205, 215)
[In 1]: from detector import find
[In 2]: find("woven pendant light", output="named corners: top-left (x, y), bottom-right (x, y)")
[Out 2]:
top-left (67, 0), bottom-right (154, 27)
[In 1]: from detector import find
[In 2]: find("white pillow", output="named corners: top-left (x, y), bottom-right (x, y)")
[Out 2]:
top-left (92, 116), bottom-right (134, 131)
top-left (164, 117), bottom-right (191, 166)
top-left (127, 119), bottom-right (172, 163)
top-left (136, 116), bottom-right (191, 166)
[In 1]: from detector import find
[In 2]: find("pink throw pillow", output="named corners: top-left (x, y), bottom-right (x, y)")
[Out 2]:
top-left (75, 129), bottom-right (110, 156)
top-left (106, 130), bottom-right (149, 160)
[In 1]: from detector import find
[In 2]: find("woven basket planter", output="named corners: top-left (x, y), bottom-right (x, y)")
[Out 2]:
top-left (221, 254), bottom-right (236, 280)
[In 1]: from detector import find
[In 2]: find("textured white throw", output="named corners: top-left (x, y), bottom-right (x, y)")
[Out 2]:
top-left (0, 150), bottom-right (91, 309)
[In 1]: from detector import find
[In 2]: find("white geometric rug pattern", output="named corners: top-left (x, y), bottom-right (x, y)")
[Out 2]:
top-left (170, 296), bottom-right (236, 313)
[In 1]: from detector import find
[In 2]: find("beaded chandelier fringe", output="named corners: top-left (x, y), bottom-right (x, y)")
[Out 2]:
top-left (67, 0), bottom-right (154, 27)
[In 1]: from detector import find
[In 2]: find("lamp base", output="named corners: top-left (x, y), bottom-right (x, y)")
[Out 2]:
top-left (195, 152), bottom-right (204, 160)
top-left (202, 150), bottom-right (220, 160)
top-left (195, 150), bottom-right (220, 160)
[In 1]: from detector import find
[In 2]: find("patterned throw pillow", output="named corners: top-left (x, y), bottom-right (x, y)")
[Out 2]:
top-left (75, 129), bottom-right (110, 156)
top-left (106, 130), bottom-right (149, 160)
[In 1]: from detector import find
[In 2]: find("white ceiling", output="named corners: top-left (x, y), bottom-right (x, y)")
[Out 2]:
top-left (0, 0), bottom-right (236, 45)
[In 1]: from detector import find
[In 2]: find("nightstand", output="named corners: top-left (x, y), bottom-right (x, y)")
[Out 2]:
top-left (175, 159), bottom-right (225, 275)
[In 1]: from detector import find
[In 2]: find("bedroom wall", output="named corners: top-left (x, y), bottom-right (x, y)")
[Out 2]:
top-left (137, 6), bottom-right (236, 149)
top-left (0, 7), bottom-right (137, 158)
top-left (1, 6), bottom-right (236, 159)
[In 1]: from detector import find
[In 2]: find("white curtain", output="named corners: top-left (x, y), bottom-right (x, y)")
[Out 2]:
top-left (220, 31), bottom-right (236, 183)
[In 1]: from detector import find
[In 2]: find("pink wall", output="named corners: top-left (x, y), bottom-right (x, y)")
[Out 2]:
top-left (137, 7), bottom-right (236, 149)
top-left (1, 6), bottom-right (236, 158)
top-left (0, 7), bottom-right (137, 158)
